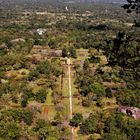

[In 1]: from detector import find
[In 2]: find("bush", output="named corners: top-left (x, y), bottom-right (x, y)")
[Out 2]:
top-left (36, 60), bottom-right (51, 77)
top-left (70, 113), bottom-right (83, 127)
top-left (89, 56), bottom-right (101, 63)
top-left (82, 99), bottom-right (91, 107)
top-left (96, 98), bottom-right (103, 107)
top-left (35, 89), bottom-right (48, 103)
top-left (103, 113), bottom-right (140, 140)
top-left (22, 109), bottom-right (33, 125)
top-left (1, 109), bottom-right (33, 125)
top-left (116, 90), bottom-right (140, 108)
top-left (34, 119), bottom-right (59, 139)
top-left (62, 48), bottom-right (68, 57)
top-left (80, 114), bottom-right (97, 134)
top-left (21, 88), bottom-right (34, 107)
top-left (105, 88), bottom-right (113, 98)
top-left (0, 121), bottom-right (20, 139)
top-left (28, 70), bottom-right (39, 81)
top-left (70, 47), bottom-right (77, 58)
top-left (21, 99), bottom-right (28, 107)
top-left (89, 83), bottom-right (106, 99)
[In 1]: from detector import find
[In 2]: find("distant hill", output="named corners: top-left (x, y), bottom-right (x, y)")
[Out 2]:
top-left (0, 0), bottom-right (126, 9)
top-left (0, 0), bottom-right (126, 5)
top-left (92, 0), bottom-right (126, 4)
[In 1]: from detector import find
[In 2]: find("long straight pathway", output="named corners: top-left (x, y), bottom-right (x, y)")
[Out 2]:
top-left (67, 58), bottom-right (74, 140)
top-left (67, 58), bottom-right (73, 119)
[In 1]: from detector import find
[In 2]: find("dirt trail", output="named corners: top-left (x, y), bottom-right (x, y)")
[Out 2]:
top-left (67, 58), bottom-right (73, 119)
top-left (67, 58), bottom-right (74, 139)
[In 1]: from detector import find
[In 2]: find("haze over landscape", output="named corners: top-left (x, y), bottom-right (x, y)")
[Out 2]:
top-left (0, 0), bottom-right (126, 7)
top-left (0, 0), bottom-right (139, 140)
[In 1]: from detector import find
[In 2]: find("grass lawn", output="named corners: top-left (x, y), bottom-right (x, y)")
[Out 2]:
top-left (6, 69), bottom-right (29, 80)
top-left (62, 77), bottom-right (69, 97)
top-left (72, 98), bottom-right (92, 116)
top-left (46, 88), bottom-right (53, 105)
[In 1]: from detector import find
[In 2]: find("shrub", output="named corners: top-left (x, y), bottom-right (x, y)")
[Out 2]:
top-left (70, 113), bottom-right (83, 127)
top-left (82, 99), bottom-right (91, 107)
top-left (80, 114), bottom-right (97, 134)
top-left (35, 89), bottom-right (48, 103)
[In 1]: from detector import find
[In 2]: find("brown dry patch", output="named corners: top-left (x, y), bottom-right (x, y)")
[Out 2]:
top-left (103, 82), bottom-right (127, 88)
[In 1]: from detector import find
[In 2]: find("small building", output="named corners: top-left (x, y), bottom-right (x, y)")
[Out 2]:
top-left (36, 29), bottom-right (46, 35)
top-left (118, 106), bottom-right (140, 119)
top-left (65, 6), bottom-right (69, 12)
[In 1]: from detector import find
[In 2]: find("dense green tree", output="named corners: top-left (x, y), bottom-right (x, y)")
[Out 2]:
top-left (80, 114), bottom-right (97, 134)
top-left (103, 113), bottom-right (140, 140)
top-left (123, 119), bottom-right (140, 140)
top-left (0, 47), bottom-right (7, 56)
top-left (28, 70), bottom-right (39, 81)
top-left (48, 38), bottom-right (57, 49)
top-left (70, 113), bottom-right (83, 127)
top-left (122, 0), bottom-right (140, 26)
top-left (116, 90), bottom-right (140, 108)
top-left (60, 127), bottom-right (71, 140)
top-left (0, 121), bottom-right (20, 139)
top-left (21, 87), bottom-right (34, 107)
top-left (34, 119), bottom-right (59, 140)
top-left (62, 47), bottom-right (68, 57)
top-left (1, 109), bottom-right (33, 125)
top-left (35, 89), bottom-right (48, 103)
top-left (103, 32), bottom-right (140, 88)
top-left (83, 59), bottom-right (90, 70)
top-left (89, 56), bottom-right (101, 63)
top-left (0, 53), bottom-right (27, 69)
top-left (104, 115), bottom-right (116, 133)
top-left (69, 47), bottom-right (77, 58)
top-left (0, 82), bottom-right (18, 98)
top-left (105, 88), bottom-right (113, 98)
top-left (21, 99), bottom-right (28, 107)
top-left (96, 98), bottom-right (103, 107)
top-left (53, 112), bottom-right (62, 125)
top-left (104, 132), bottom-right (128, 140)
top-left (36, 60), bottom-right (51, 77)
top-left (21, 109), bottom-right (33, 125)
top-left (87, 83), bottom-right (106, 99)
top-left (82, 99), bottom-right (91, 107)
top-left (5, 39), bottom-right (13, 49)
